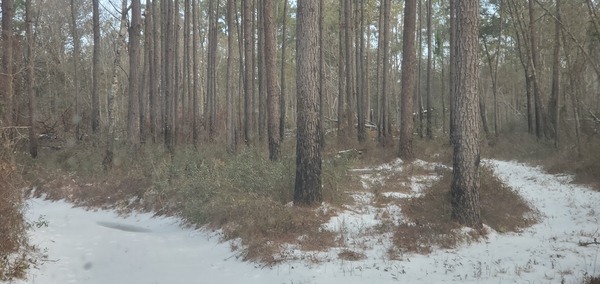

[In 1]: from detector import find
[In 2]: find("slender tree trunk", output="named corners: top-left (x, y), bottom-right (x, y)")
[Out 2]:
top-left (549, 0), bottom-right (561, 148)
top-left (344, 0), bottom-right (356, 140)
top-left (26, 0), bottom-right (37, 158)
top-left (164, 0), bottom-right (174, 152)
top-left (280, 0), bottom-right (288, 141)
top-left (243, 0), bottom-right (255, 145)
top-left (356, 0), bottom-right (366, 144)
top-left (379, 0), bottom-right (393, 147)
top-left (104, 0), bottom-right (128, 170)
top-left (258, 0), bottom-right (267, 143)
top-left (70, 0), bottom-right (81, 141)
top-left (399, 0), bottom-right (417, 161)
top-left (528, 0), bottom-right (544, 139)
top-left (451, 0), bottom-right (482, 227)
top-left (182, 0), bottom-right (191, 143)
top-left (128, 0), bottom-right (141, 145)
top-left (1, 0), bottom-right (13, 126)
top-left (151, 0), bottom-right (160, 143)
top-left (426, 0), bottom-right (433, 139)
top-left (192, 0), bottom-right (199, 145)
top-left (319, 0), bottom-right (325, 146)
top-left (226, 0), bottom-right (236, 153)
top-left (295, 0), bottom-right (322, 205)
top-left (264, 0), bottom-right (281, 160)
top-left (92, 0), bottom-right (101, 133)
top-left (448, 0), bottom-right (455, 141)
top-left (417, 0), bottom-right (424, 139)
top-left (337, 0), bottom-right (347, 140)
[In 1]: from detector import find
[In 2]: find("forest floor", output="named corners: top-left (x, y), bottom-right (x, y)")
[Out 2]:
top-left (12, 157), bottom-right (600, 284)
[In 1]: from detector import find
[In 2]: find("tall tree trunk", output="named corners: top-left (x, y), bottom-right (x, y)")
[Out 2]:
top-left (70, 0), bottom-right (81, 141)
top-left (104, 0), bottom-right (129, 170)
top-left (295, 0), bottom-right (322, 205)
top-left (417, 0), bottom-right (424, 139)
top-left (192, 0), bottom-right (199, 145)
top-left (448, 0), bottom-right (455, 141)
top-left (206, 0), bottom-right (218, 140)
top-left (226, 0), bottom-right (236, 153)
top-left (128, 0), bottom-right (141, 145)
top-left (399, 0), bottom-right (417, 161)
top-left (356, 0), bottom-right (366, 144)
top-left (426, 0), bottom-right (433, 139)
top-left (182, 0), bottom-right (191, 143)
top-left (451, 0), bottom-right (482, 227)
top-left (243, 0), bottom-right (255, 145)
top-left (264, 0), bottom-right (280, 160)
top-left (151, 0), bottom-right (161, 143)
top-left (258, 0), bottom-right (267, 143)
top-left (528, 0), bottom-right (544, 139)
top-left (319, 0), bottom-right (325, 146)
top-left (379, 0), bottom-right (393, 147)
top-left (1, 0), bottom-right (13, 126)
top-left (26, 0), bottom-right (37, 158)
top-left (344, 0), bottom-right (356, 140)
top-left (92, 0), bottom-right (101, 133)
top-left (337, 0), bottom-right (347, 140)
top-left (548, 0), bottom-right (561, 148)
top-left (164, 0), bottom-right (174, 152)
top-left (280, 0), bottom-right (288, 141)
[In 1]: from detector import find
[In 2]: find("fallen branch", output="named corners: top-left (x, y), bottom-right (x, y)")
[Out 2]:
top-left (578, 238), bottom-right (600, 247)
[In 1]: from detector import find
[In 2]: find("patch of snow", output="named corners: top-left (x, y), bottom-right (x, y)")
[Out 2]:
top-left (17, 160), bottom-right (600, 283)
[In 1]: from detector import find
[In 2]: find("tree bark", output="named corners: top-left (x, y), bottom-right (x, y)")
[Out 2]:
top-left (26, 0), bottom-right (37, 158)
top-left (226, 0), bottom-right (236, 154)
top-left (426, 0), bottom-right (433, 139)
top-left (264, 0), bottom-right (280, 160)
top-left (451, 0), bottom-right (482, 227)
top-left (548, 0), bottom-right (561, 148)
top-left (243, 0), bottom-right (255, 145)
top-left (1, 0), bottom-right (13, 126)
top-left (128, 0), bottom-right (141, 145)
top-left (70, 0), bottom-right (81, 141)
top-left (399, 0), bottom-right (417, 161)
top-left (295, 0), bottom-right (322, 205)
top-left (528, 0), bottom-right (545, 139)
top-left (280, 0), bottom-right (288, 141)
top-left (92, 0), bottom-right (101, 133)
top-left (103, 0), bottom-right (129, 170)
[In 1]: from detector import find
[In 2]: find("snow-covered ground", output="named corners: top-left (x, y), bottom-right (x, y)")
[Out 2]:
top-left (14, 160), bottom-right (600, 283)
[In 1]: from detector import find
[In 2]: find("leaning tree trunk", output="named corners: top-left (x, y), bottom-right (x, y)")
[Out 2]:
top-left (451, 0), bottom-right (482, 227)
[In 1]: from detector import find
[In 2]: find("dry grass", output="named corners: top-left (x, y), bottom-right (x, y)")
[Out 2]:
top-left (586, 276), bottom-right (600, 284)
top-left (391, 165), bottom-right (538, 255)
top-left (0, 147), bottom-right (36, 281)
top-left (483, 125), bottom-right (600, 191)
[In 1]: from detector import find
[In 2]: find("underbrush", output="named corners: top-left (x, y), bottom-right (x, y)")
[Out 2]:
top-left (164, 146), bottom-right (353, 262)
top-left (21, 141), bottom-right (356, 263)
top-left (0, 148), bottom-right (34, 281)
top-left (391, 165), bottom-right (538, 255)
top-left (484, 123), bottom-right (600, 190)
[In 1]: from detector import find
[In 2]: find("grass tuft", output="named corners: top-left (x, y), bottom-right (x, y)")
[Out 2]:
top-left (392, 165), bottom-right (538, 255)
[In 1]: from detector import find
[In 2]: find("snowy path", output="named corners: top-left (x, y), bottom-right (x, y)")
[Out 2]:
top-left (14, 160), bottom-right (600, 284)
